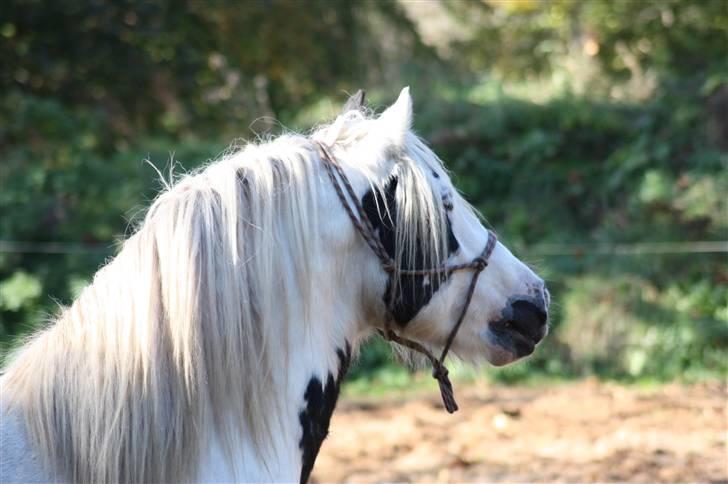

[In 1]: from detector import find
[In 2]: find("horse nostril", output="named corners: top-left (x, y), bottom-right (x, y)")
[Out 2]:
top-left (508, 299), bottom-right (548, 343)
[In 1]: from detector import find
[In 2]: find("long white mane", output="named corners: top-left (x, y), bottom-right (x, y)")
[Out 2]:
top-left (1, 107), bottom-right (450, 482)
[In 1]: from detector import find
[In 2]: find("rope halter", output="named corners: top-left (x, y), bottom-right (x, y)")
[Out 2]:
top-left (316, 141), bottom-right (497, 413)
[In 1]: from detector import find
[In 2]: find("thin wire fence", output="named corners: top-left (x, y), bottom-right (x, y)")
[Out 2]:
top-left (0, 241), bottom-right (116, 255)
top-left (524, 241), bottom-right (728, 256)
top-left (1, 240), bottom-right (726, 256)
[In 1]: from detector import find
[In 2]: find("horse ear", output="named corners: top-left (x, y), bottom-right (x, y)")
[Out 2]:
top-left (342, 89), bottom-right (366, 113)
top-left (376, 87), bottom-right (412, 148)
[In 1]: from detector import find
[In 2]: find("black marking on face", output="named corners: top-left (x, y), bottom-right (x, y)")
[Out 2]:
top-left (298, 342), bottom-right (352, 484)
top-left (361, 177), bottom-right (460, 326)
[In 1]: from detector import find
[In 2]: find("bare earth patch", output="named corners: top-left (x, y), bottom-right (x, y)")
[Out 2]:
top-left (312, 380), bottom-right (726, 483)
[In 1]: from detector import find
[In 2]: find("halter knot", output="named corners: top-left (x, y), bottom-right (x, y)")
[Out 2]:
top-left (431, 362), bottom-right (449, 380)
top-left (382, 262), bottom-right (397, 274)
top-left (432, 363), bottom-right (458, 413)
top-left (472, 256), bottom-right (488, 271)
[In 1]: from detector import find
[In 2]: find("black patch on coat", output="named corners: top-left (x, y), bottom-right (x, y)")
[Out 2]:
top-left (361, 177), bottom-right (460, 326)
top-left (298, 342), bottom-right (352, 484)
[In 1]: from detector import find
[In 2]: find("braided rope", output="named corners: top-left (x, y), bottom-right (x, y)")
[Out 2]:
top-left (316, 141), bottom-right (497, 413)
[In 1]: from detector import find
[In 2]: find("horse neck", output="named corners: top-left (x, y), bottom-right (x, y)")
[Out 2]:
top-left (200, 294), bottom-right (360, 482)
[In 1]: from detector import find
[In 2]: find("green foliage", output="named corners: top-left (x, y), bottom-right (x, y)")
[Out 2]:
top-left (558, 274), bottom-right (727, 379)
top-left (449, 0), bottom-right (728, 88)
top-left (1, 0), bottom-right (726, 384)
top-left (0, 0), bottom-right (431, 138)
top-left (405, 77), bottom-right (727, 382)
top-left (0, 271), bottom-right (41, 312)
top-left (0, 94), bottom-right (228, 350)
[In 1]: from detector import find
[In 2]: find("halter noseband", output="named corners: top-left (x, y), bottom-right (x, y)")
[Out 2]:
top-left (316, 141), bottom-right (497, 413)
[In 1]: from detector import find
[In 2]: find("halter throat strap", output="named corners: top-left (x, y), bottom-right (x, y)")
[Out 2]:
top-left (316, 141), bottom-right (497, 413)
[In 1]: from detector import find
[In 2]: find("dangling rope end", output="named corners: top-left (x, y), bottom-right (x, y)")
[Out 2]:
top-left (432, 364), bottom-right (458, 413)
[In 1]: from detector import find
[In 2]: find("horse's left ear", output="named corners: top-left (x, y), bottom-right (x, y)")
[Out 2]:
top-left (342, 89), bottom-right (366, 113)
top-left (376, 87), bottom-right (412, 149)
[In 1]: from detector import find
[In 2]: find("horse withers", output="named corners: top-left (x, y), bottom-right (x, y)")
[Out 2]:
top-left (0, 88), bottom-right (549, 483)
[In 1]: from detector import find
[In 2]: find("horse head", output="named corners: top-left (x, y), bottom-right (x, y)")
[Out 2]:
top-left (315, 87), bottom-right (550, 371)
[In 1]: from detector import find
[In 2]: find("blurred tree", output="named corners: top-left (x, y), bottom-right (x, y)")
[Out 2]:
top-left (446, 0), bottom-right (728, 98)
top-left (0, 0), bottom-right (434, 138)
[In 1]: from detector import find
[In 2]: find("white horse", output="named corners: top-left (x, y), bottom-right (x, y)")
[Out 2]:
top-left (0, 88), bottom-right (549, 483)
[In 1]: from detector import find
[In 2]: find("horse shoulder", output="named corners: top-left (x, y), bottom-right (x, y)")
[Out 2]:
top-left (0, 384), bottom-right (56, 483)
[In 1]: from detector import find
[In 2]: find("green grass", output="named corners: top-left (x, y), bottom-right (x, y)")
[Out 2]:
top-left (343, 339), bottom-right (727, 399)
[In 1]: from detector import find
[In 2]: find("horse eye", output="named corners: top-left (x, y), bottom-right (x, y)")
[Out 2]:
top-left (432, 170), bottom-right (440, 179)
top-left (443, 197), bottom-right (454, 211)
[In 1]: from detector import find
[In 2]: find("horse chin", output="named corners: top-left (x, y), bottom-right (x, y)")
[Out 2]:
top-left (483, 347), bottom-right (519, 367)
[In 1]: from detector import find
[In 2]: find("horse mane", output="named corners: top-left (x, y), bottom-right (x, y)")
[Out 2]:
top-left (1, 110), bottom-right (449, 482)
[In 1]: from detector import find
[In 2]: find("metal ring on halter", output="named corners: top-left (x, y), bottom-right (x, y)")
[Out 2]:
top-left (316, 141), bottom-right (497, 413)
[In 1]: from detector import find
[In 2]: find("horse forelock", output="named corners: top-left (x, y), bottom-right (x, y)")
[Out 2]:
top-left (314, 111), bottom-right (453, 279)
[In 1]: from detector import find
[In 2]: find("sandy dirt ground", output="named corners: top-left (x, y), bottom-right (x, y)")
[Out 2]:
top-left (312, 380), bottom-right (726, 483)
